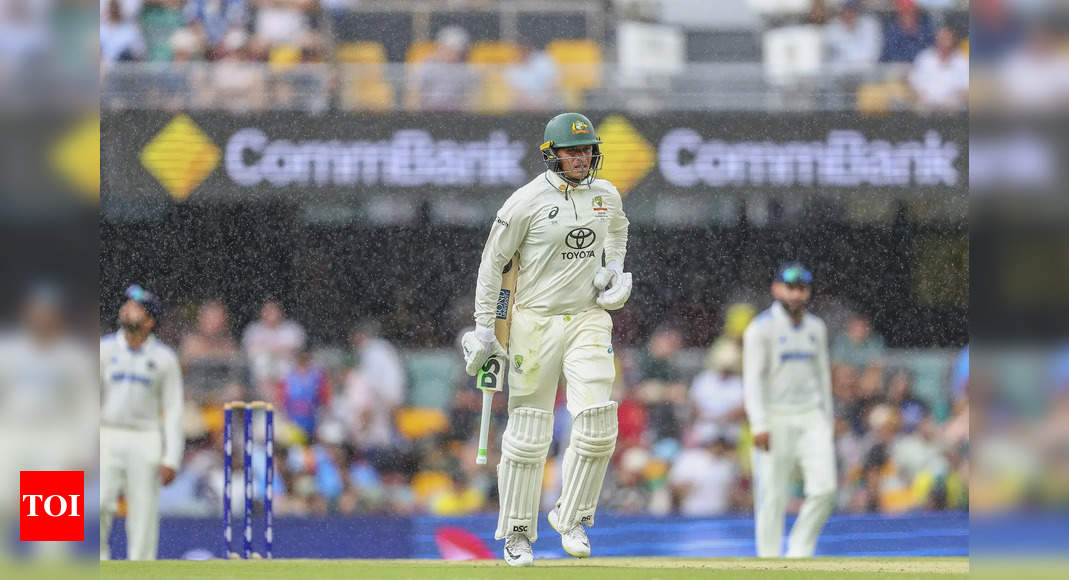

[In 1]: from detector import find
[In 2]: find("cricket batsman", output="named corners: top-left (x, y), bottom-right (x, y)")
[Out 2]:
top-left (743, 263), bottom-right (836, 558)
top-left (99, 285), bottom-right (184, 560)
top-left (461, 113), bottom-right (631, 566)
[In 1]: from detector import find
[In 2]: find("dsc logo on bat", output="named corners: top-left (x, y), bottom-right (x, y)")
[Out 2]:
top-left (20, 471), bottom-right (84, 541)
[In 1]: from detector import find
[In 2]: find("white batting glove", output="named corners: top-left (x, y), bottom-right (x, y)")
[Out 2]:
top-left (461, 325), bottom-right (505, 376)
top-left (596, 269), bottom-right (632, 311)
top-left (594, 261), bottom-right (624, 291)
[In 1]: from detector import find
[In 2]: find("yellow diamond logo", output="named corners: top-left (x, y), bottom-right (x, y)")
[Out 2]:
top-left (596, 115), bottom-right (654, 196)
top-left (140, 115), bottom-right (220, 202)
top-left (50, 114), bottom-right (101, 203)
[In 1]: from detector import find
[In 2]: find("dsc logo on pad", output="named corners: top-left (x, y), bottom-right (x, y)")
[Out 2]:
top-left (20, 471), bottom-right (84, 541)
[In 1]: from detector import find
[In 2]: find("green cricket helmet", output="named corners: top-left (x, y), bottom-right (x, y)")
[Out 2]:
top-left (540, 112), bottom-right (604, 185)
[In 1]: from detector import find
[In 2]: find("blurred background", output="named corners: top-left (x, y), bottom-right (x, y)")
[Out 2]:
top-left (94, 0), bottom-right (977, 560)
top-left (0, 0), bottom-right (1061, 570)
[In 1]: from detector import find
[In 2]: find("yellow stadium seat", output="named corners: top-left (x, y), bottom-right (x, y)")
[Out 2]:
top-left (472, 69), bottom-right (515, 113)
top-left (411, 470), bottom-right (452, 501)
top-left (269, 44), bottom-right (302, 70)
top-left (546, 39), bottom-right (603, 107)
top-left (396, 406), bottom-right (449, 439)
top-left (857, 81), bottom-right (909, 115)
top-left (337, 41), bottom-right (387, 64)
top-left (343, 77), bottom-right (396, 111)
top-left (406, 41), bottom-right (437, 64)
top-left (338, 41), bottom-right (395, 110)
top-left (467, 40), bottom-right (522, 64)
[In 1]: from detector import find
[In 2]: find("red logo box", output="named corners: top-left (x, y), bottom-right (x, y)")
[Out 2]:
top-left (20, 471), bottom-right (84, 541)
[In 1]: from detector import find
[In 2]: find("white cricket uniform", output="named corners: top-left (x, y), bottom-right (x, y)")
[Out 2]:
top-left (474, 170), bottom-right (629, 415)
top-left (99, 331), bottom-right (184, 561)
top-left (743, 301), bottom-right (836, 558)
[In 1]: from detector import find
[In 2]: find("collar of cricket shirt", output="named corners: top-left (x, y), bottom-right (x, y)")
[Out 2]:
top-left (544, 169), bottom-right (592, 195)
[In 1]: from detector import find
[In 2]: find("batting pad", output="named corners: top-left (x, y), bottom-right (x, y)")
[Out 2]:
top-left (556, 401), bottom-right (618, 530)
top-left (495, 406), bottom-right (554, 541)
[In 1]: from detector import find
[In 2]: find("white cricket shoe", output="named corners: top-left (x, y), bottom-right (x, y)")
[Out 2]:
top-left (503, 533), bottom-right (534, 567)
top-left (547, 508), bottom-right (591, 558)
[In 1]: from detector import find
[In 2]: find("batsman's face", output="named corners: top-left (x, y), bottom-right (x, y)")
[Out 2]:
top-left (557, 145), bottom-right (593, 181)
top-left (772, 281), bottom-right (811, 315)
top-left (118, 299), bottom-right (153, 332)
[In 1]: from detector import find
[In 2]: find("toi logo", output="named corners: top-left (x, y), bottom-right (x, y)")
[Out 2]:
top-left (20, 471), bottom-right (84, 541)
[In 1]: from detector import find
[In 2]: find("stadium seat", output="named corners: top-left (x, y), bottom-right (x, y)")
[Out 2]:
top-left (269, 45), bottom-right (302, 70)
top-left (342, 76), bottom-right (396, 111)
top-left (337, 42), bottom-right (396, 110)
top-left (467, 40), bottom-right (522, 65)
top-left (546, 39), bottom-right (602, 108)
top-left (471, 69), bottom-right (515, 113)
top-left (856, 82), bottom-right (909, 115)
top-left (406, 41), bottom-right (437, 64)
top-left (337, 41), bottom-right (388, 65)
top-left (396, 407), bottom-right (449, 440)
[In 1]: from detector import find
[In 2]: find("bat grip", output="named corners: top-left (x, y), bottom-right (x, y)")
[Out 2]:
top-left (476, 389), bottom-right (494, 465)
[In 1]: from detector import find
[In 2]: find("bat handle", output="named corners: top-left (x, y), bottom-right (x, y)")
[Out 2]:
top-left (476, 389), bottom-right (494, 465)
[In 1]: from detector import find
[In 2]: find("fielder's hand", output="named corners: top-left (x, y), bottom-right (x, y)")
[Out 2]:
top-left (595, 262), bottom-right (632, 310)
top-left (159, 465), bottom-right (177, 485)
top-left (753, 432), bottom-right (771, 451)
top-left (461, 326), bottom-right (505, 376)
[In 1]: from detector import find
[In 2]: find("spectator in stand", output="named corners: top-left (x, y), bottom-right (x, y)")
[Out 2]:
top-left (909, 26), bottom-right (969, 112)
top-left (170, 26), bottom-right (205, 62)
top-left (140, 0), bottom-right (186, 62)
top-left (184, 0), bottom-right (248, 55)
top-left (602, 446), bottom-right (653, 513)
top-left (179, 300), bottom-right (242, 400)
top-left (410, 25), bottom-right (474, 111)
top-left (998, 25), bottom-right (1069, 113)
top-left (688, 340), bottom-right (746, 446)
top-left (252, 0), bottom-right (315, 52)
top-left (885, 368), bottom-right (929, 434)
top-left (669, 435), bottom-right (741, 516)
top-left (277, 347), bottom-right (332, 440)
top-left (505, 37), bottom-right (561, 110)
top-left (349, 319), bottom-right (406, 407)
top-left (100, 0), bottom-right (146, 62)
top-left (824, 0), bottom-right (882, 76)
top-left (880, 0), bottom-right (934, 64)
top-left (335, 320), bottom-right (405, 461)
top-left (970, 0), bottom-right (1023, 63)
top-left (891, 415), bottom-right (949, 509)
top-left (207, 27), bottom-right (268, 110)
top-left (242, 300), bottom-right (305, 399)
top-left (100, 0), bottom-right (143, 22)
top-left (831, 312), bottom-right (885, 374)
top-left (854, 404), bottom-right (902, 512)
top-left (805, 0), bottom-right (829, 26)
top-left (636, 325), bottom-right (687, 442)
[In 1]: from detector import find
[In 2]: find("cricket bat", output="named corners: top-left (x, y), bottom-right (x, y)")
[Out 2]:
top-left (475, 253), bottom-right (519, 465)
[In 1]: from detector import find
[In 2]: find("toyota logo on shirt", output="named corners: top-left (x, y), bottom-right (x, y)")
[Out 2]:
top-left (565, 228), bottom-right (596, 250)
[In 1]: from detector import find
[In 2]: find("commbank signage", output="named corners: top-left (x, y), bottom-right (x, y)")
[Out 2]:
top-left (102, 112), bottom-right (966, 205)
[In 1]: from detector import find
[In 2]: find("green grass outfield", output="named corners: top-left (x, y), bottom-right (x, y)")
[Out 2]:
top-left (101, 557), bottom-right (969, 580)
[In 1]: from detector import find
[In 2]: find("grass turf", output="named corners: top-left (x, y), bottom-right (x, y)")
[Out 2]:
top-left (101, 557), bottom-right (969, 579)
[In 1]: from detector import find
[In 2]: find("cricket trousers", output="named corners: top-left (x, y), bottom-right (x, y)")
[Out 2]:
top-left (751, 406), bottom-right (836, 558)
top-left (505, 306), bottom-right (616, 415)
top-left (100, 425), bottom-right (163, 560)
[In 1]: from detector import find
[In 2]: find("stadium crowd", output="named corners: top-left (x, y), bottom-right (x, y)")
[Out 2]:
top-left (96, 0), bottom-right (977, 112)
top-left (151, 296), bottom-right (969, 520)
